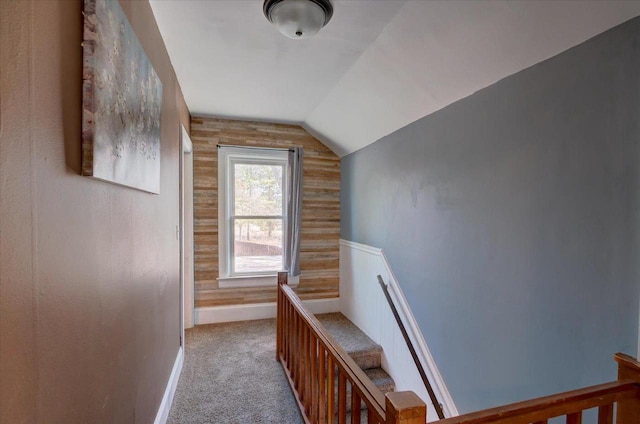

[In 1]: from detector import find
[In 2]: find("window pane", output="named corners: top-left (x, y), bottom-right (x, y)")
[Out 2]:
top-left (234, 163), bottom-right (283, 216)
top-left (233, 218), bottom-right (283, 273)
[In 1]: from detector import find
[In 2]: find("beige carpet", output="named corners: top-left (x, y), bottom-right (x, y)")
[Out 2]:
top-left (167, 319), bottom-right (303, 424)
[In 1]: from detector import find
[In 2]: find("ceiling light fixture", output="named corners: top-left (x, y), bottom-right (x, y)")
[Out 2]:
top-left (263, 0), bottom-right (333, 39)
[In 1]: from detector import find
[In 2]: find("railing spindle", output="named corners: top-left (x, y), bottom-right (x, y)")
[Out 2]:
top-left (327, 355), bottom-right (336, 424)
top-left (281, 297), bottom-right (286, 363)
top-left (311, 335), bottom-right (318, 423)
top-left (296, 307), bottom-right (301, 388)
top-left (292, 311), bottom-right (298, 390)
top-left (367, 410), bottom-right (377, 424)
top-left (319, 343), bottom-right (327, 423)
top-left (297, 313), bottom-right (303, 391)
top-left (287, 302), bottom-right (292, 366)
top-left (338, 371), bottom-right (347, 424)
top-left (276, 273), bottom-right (285, 360)
top-left (352, 389), bottom-right (362, 424)
top-left (298, 312), bottom-right (303, 392)
top-left (598, 404), bottom-right (613, 424)
top-left (282, 299), bottom-right (287, 364)
top-left (285, 301), bottom-right (290, 366)
top-left (306, 325), bottom-right (312, 415)
top-left (293, 307), bottom-right (297, 376)
top-left (566, 412), bottom-right (582, 424)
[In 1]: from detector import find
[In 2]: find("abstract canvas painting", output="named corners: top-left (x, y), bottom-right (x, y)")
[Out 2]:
top-left (82, 0), bottom-right (163, 194)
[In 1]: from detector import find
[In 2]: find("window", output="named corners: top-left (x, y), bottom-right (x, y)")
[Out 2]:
top-left (218, 146), bottom-right (291, 287)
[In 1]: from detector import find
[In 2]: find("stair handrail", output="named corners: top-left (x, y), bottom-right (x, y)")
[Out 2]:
top-left (434, 353), bottom-right (640, 424)
top-left (377, 274), bottom-right (446, 420)
top-left (277, 272), bottom-right (427, 423)
top-left (282, 277), bottom-right (386, 418)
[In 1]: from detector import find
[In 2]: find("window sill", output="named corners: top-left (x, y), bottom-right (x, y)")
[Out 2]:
top-left (218, 274), bottom-right (300, 289)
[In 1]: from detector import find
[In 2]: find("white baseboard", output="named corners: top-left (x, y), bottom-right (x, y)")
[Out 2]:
top-left (154, 346), bottom-right (183, 424)
top-left (195, 297), bottom-right (340, 325)
top-left (340, 239), bottom-right (458, 420)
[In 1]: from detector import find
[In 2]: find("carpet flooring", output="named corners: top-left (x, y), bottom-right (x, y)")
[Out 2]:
top-left (167, 319), bottom-right (303, 424)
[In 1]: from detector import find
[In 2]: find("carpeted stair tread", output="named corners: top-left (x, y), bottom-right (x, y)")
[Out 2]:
top-left (316, 313), bottom-right (382, 370)
top-left (364, 368), bottom-right (395, 394)
top-left (337, 367), bottom-right (396, 413)
top-left (317, 313), bottom-right (396, 414)
top-left (340, 368), bottom-right (395, 398)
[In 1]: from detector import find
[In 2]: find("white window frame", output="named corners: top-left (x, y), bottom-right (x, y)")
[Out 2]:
top-left (217, 146), bottom-right (293, 288)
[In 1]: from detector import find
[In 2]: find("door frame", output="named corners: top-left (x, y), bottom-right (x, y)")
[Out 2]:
top-left (179, 124), bottom-right (194, 345)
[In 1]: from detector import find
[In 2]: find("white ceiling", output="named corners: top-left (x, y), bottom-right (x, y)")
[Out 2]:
top-left (150, 0), bottom-right (640, 157)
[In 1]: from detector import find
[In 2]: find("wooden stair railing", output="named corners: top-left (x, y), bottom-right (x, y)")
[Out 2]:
top-left (276, 272), bottom-right (427, 424)
top-left (435, 353), bottom-right (640, 424)
top-left (277, 268), bottom-right (640, 424)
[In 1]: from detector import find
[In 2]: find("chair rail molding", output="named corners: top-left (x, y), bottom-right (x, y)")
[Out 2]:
top-left (339, 239), bottom-right (458, 420)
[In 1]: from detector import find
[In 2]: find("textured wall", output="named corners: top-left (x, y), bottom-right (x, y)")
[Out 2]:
top-left (0, 1), bottom-right (190, 422)
top-left (341, 18), bottom-right (640, 413)
top-left (191, 117), bottom-right (340, 308)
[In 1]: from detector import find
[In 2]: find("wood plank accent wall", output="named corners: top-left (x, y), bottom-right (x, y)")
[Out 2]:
top-left (191, 116), bottom-right (340, 308)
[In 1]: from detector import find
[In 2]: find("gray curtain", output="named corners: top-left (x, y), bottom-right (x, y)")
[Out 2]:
top-left (286, 147), bottom-right (303, 277)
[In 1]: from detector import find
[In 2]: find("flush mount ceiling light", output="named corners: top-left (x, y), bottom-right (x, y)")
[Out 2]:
top-left (263, 0), bottom-right (333, 39)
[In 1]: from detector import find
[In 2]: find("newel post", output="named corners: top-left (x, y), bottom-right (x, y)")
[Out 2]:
top-left (276, 272), bottom-right (288, 362)
top-left (386, 391), bottom-right (427, 424)
top-left (615, 353), bottom-right (640, 424)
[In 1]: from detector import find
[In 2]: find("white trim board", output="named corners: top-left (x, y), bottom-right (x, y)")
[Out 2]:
top-left (154, 346), bottom-right (183, 424)
top-left (339, 239), bottom-right (458, 420)
top-left (218, 146), bottom-right (290, 280)
top-left (218, 274), bottom-right (300, 289)
top-left (195, 297), bottom-right (340, 325)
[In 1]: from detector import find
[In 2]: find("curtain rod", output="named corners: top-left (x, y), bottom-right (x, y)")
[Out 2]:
top-left (217, 145), bottom-right (295, 153)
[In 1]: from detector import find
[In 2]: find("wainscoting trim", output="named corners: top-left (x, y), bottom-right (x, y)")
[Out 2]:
top-left (340, 239), bottom-right (458, 419)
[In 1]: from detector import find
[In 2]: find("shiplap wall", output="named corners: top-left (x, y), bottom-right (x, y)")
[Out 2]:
top-left (191, 117), bottom-right (340, 308)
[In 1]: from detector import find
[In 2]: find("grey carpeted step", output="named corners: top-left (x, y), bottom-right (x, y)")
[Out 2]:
top-left (338, 367), bottom-right (396, 413)
top-left (365, 367), bottom-right (395, 395)
top-left (317, 313), bottom-right (396, 413)
top-left (348, 347), bottom-right (383, 371)
top-left (317, 313), bottom-right (382, 370)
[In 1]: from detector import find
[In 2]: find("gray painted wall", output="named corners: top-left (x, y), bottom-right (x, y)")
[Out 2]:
top-left (341, 17), bottom-right (640, 414)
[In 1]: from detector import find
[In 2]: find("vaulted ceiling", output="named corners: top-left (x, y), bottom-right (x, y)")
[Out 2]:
top-left (150, 0), bottom-right (640, 157)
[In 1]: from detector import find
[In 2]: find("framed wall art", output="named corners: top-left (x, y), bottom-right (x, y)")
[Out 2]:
top-left (82, 0), bottom-right (163, 194)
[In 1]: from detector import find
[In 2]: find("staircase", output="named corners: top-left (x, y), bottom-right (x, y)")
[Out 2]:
top-left (317, 313), bottom-right (395, 412)
top-left (277, 276), bottom-right (427, 424)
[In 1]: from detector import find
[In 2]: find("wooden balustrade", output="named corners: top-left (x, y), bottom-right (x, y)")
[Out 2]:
top-left (276, 272), bottom-right (427, 424)
top-left (277, 269), bottom-right (640, 424)
top-left (434, 353), bottom-right (640, 424)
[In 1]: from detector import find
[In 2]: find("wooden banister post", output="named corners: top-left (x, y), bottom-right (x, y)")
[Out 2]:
top-left (385, 391), bottom-right (426, 424)
top-left (276, 272), bottom-right (288, 361)
top-left (615, 353), bottom-right (640, 424)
